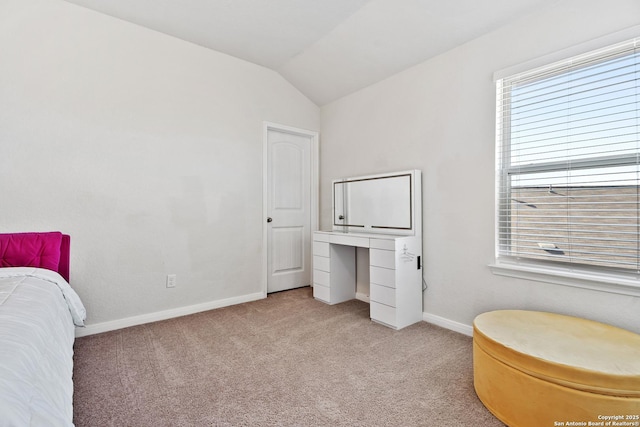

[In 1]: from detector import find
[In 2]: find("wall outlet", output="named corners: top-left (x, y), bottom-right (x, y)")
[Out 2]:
top-left (166, 274), bottom-right (177, 288)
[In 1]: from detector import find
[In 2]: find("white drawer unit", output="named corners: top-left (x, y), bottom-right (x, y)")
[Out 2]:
top-left (368, 237), bottom-right (422, 329)
top-left (312, 231), bottom-right (423, 330)
top-left (312, 233), bottom-right (356, 304)
top-left (312, 236), bottom-right (331, 303)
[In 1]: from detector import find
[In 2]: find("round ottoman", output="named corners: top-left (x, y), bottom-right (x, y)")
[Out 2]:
top-left (473, 310), bottom-right (640, 427)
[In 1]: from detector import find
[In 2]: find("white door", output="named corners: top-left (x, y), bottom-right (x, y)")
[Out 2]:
top-left (265, 124), bottom-right (317, 294)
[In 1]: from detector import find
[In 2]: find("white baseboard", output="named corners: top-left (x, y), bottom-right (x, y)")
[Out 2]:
top-left (75, 293), bottom-right (474, 338)
top-left (75, 291), bottom-right (266, 338)
top-left (422, 312), bottom-right (473, 337)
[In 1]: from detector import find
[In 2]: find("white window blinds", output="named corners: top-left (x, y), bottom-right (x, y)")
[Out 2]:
top-left (496, 37), bottom-right (640, 274)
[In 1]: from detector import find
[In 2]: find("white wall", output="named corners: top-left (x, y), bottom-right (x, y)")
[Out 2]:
top-left (0, 0), bottom-right (319, 329)
top-left (320, 0), bottom-right (640, 333)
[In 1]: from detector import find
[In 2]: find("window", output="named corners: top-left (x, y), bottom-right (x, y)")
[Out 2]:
top-left (495, 37), bottom-right (640, 284)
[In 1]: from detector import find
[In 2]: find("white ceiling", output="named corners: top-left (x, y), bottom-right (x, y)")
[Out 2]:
top-left (62, 0), bottom-right (551, 106)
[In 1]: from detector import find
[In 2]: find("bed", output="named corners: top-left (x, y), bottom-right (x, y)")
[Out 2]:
top-left (0, 232), bottom-right (86, 427)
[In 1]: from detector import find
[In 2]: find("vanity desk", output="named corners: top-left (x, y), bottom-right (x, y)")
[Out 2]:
top-left (313, 170), bottom-right (423, 330)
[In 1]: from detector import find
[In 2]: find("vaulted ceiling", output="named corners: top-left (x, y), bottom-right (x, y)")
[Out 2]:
top-left (62, 0), bottom-right (552, 105)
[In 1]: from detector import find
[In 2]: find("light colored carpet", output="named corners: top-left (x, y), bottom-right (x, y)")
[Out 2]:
top-left (73, 287), bottom-right (503, 426)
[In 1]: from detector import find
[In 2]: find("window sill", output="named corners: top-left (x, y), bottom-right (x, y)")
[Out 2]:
top-left (489, 262), bottom-right (640, 298)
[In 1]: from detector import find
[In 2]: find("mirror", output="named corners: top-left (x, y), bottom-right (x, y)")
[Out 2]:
top-left (333, 171), bottom-right (417, 234)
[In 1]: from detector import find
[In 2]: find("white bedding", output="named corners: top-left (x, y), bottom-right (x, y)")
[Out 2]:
top-left (0, 268), bottom-right (86, 427)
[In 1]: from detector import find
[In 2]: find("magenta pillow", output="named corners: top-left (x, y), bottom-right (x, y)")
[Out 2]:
top-left (0, 232), bottom-right (63, 273)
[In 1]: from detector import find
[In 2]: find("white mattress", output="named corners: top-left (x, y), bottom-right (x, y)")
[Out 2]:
top-left (0, 268), bottom-right (86, 427)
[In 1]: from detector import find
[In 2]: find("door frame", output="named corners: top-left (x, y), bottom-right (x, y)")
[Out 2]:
top-left (262, 121), bottom-right (319, 296)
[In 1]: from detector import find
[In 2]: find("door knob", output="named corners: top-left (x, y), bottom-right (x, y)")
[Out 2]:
top-left (267, 217), bottom-right (273, 223)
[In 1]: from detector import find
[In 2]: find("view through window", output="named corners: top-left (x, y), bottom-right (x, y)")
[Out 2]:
top-left (496, 39), bottom-right (640, 274)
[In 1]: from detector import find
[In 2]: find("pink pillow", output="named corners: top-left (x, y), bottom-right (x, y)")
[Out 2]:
top-left (0, 232), bottom-right (63, 273)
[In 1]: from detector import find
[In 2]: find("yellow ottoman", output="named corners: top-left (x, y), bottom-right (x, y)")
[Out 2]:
top-left (473, 310), bottom-right (640, 427)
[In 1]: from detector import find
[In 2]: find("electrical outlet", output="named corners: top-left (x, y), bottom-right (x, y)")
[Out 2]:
top-left (166, 274), bottom-right (177, 288)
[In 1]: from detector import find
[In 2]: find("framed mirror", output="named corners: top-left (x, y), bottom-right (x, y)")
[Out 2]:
top-left (333, 170), bottom-right (421, 235)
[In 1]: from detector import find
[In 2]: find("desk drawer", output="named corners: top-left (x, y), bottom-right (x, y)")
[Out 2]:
top-left (370, 249), bottom-right (395, 269)
top-left (370, 283), bottom-right (396, 307)
top-left (370, 238), bottom-right (396, 250)
top-left (313, 233), bottom-right (331, 243)
top-left (313, 269), bottom-right (330, 287)
top-left (313, 241), bottom-right (330, 257)
top-left (313, 284), bottom-right (330, 303)
top-left (370, 301), bottom-right (397, 328)
top-left (313, 255), bottom-right (330, 272)
top-left (330, 234), bottom-right (370, 248)
top-left (370, 266), bottom-right (395, 288)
